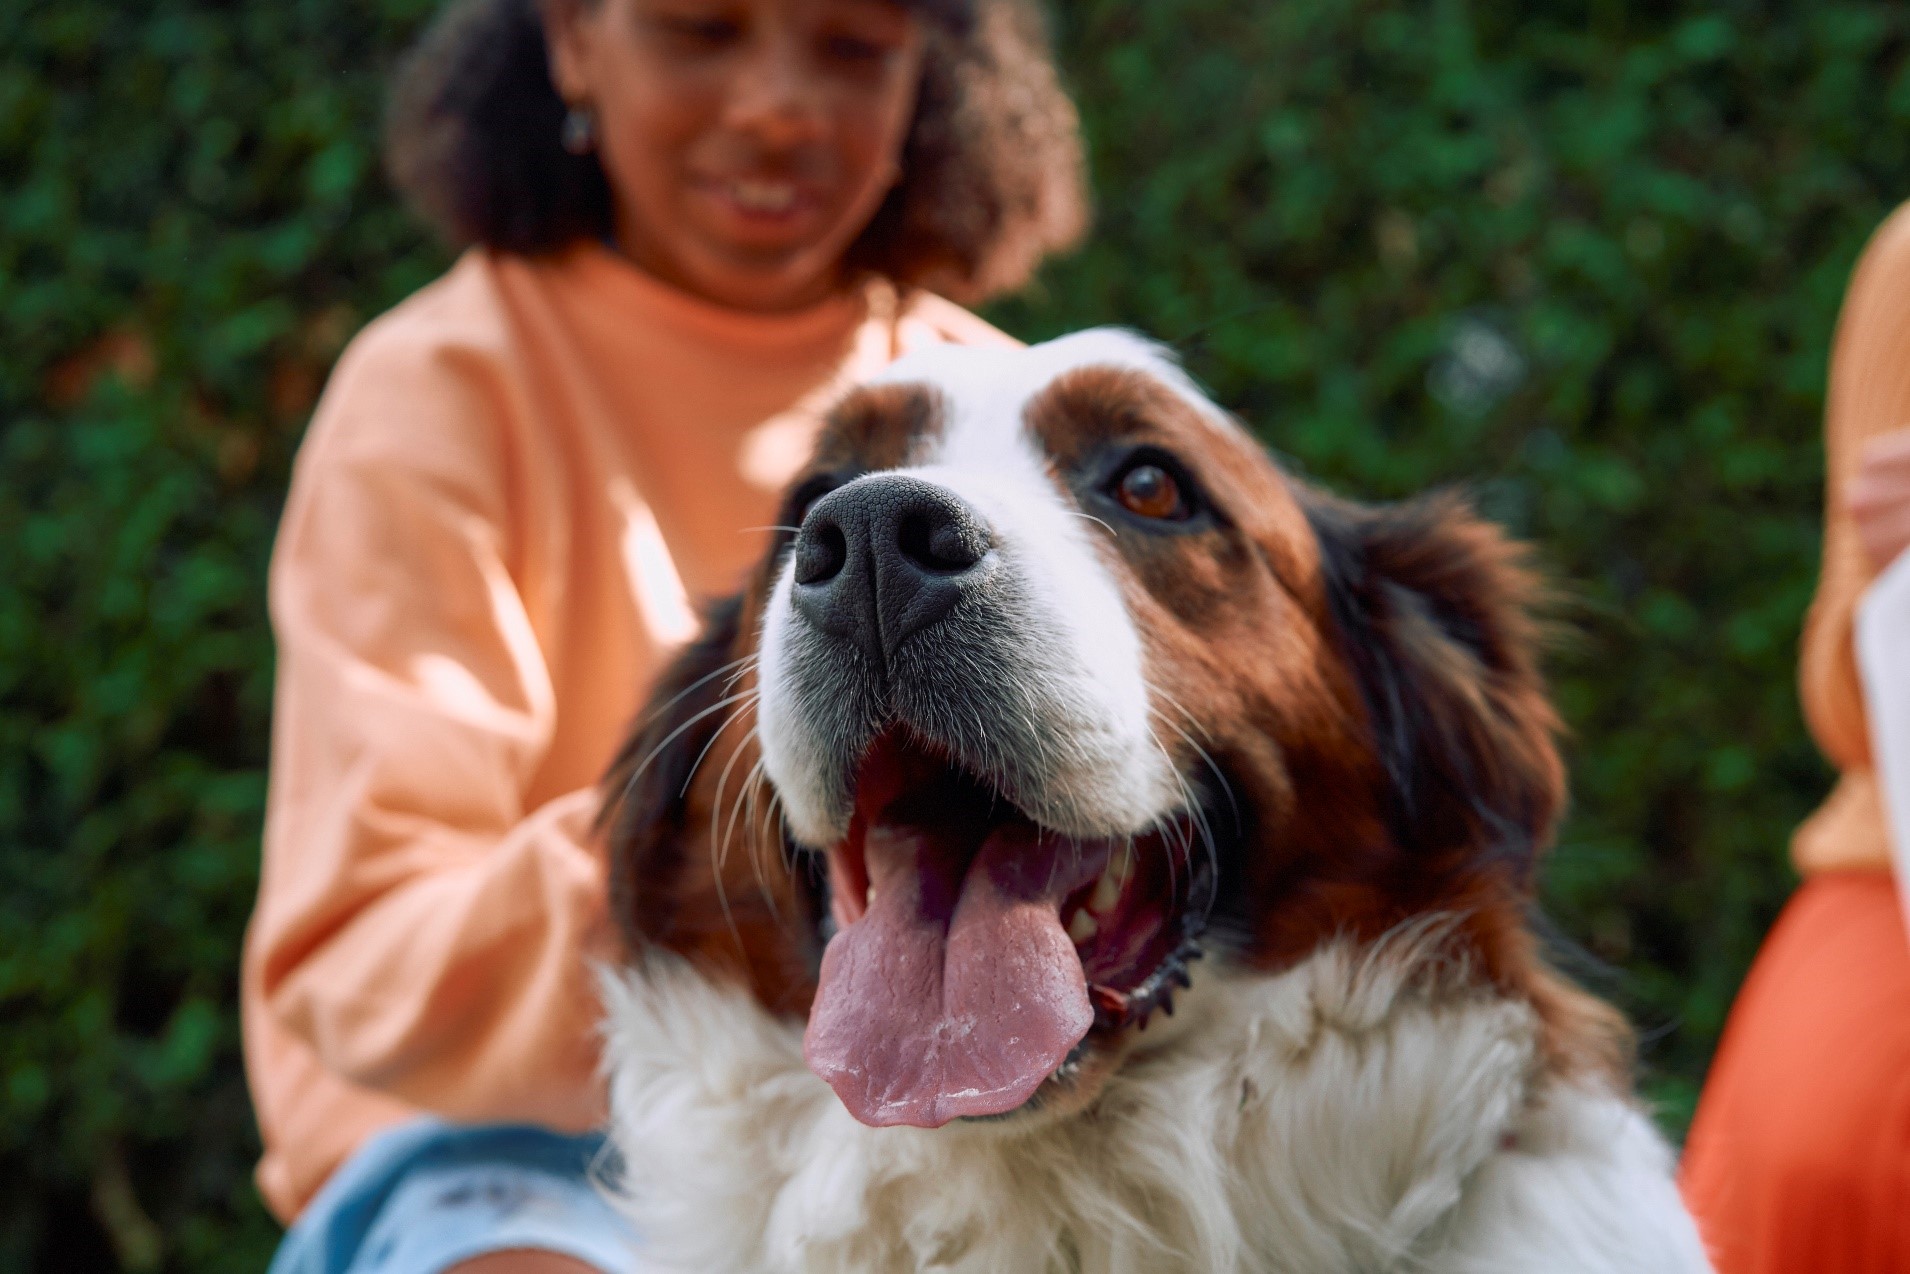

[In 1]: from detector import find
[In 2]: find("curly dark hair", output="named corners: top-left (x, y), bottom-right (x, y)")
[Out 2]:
top-left (385, 0), bottom-right (1088, 303)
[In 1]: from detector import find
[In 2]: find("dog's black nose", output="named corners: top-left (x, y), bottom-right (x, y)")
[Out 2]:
top-left (791, 474), bottom-right (993, 667)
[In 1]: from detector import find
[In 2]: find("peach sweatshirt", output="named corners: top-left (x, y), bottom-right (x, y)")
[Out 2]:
top-left (241, 244), bottom-right (1010, 1221)
top-left (1793, 202), bottom-right (1910, 876)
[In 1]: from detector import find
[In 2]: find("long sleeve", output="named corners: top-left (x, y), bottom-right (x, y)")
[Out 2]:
top-left (1792, 202), bottom-right (1910, 874)
top-left (247, 320), bottom-right (611, 1126)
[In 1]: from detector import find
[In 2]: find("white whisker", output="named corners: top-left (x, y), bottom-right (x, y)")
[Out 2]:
top-left (1150, 690), bottom-right (1239, 827)
top-left (1063, 509), bottom-right (1119, 537)
top-left (617, 688), bottom-right (760, 809)
top-left (1143, 684), bottom-right (1231, 906)
top-left (636, 653), bottom-right (758, 734)
top-left (732, 754), bottom-right (783, 927)
top-left (704, 706), bottom-right (766, 954)
top-left (682, 691), bottom-right (760, 799)
top-left (709, 718), bottom-right (759, 876)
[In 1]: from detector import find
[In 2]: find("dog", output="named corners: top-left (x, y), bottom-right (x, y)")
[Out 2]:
top-left (595, 330), bottom-right (1714, 1272)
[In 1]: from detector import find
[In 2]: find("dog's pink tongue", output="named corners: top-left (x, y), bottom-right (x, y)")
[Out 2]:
top-left (804, 820), bottom-right (1106, 1128)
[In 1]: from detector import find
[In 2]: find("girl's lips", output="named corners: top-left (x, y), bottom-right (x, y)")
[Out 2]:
top-left (691, 174), bottom-right (829, 241)
top-left (723, 176), bottom-right (800, 214)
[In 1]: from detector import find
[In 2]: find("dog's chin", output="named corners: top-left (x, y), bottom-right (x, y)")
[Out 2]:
top-left (794, 731), bottom-right (1223, 1131)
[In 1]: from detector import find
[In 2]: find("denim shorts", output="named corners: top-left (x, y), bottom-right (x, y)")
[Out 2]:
top-left (266, 1118), bottom-right (641, 1274)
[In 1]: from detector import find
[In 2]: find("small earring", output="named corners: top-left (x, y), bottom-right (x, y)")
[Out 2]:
top-left (560, 105), bottom-right (597, 155)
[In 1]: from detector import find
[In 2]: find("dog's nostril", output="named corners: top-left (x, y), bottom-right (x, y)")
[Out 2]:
top-left (794, 519), bottom-right (848, 586)
top-left (790, 476), bottom-right (989, 663)
top-left (898, 510), bottom-right (984, 574)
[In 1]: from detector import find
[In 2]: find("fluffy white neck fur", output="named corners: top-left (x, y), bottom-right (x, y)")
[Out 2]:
top-left (599, 936), bottom-right (1711, 1273)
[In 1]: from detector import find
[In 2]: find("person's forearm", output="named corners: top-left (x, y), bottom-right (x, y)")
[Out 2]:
top-left (264, 788), bottom-right (612, 1125)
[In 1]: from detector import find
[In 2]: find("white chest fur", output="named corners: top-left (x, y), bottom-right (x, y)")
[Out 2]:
top-left (599, 939), bottom-right (1712, 1273)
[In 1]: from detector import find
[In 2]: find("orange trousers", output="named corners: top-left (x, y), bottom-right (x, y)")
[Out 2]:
top-left (1682, 871), bottom-right (1910, 1272)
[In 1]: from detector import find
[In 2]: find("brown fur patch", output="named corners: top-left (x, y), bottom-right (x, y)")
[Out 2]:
top-left (810, 382), bottom-right (945, 476)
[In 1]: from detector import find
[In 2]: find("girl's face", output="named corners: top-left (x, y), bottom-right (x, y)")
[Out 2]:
top-left (548, 0), bottom-right (927, 313)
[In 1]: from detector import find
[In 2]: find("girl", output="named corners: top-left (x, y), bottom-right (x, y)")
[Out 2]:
top-left (1681, 202), bottom-right (1910, 1273)
top-left (243, 1), bottom-right (1086, 1270)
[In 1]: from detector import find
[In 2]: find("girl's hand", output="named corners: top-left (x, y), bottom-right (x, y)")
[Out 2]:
top-left (1847, 428), bottom-right (1910, 572)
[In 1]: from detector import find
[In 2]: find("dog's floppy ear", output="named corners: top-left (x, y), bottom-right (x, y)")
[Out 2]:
top-left (599, 595), bottom-right (749, 957)
top-left (1307, 490), bottom-right (1565, 882)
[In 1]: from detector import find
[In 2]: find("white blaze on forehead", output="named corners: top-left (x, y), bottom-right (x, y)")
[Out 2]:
top-left (866, 328), bottom-right (1238, 454)
top-left (868, 330), bottom-right (1209, 833)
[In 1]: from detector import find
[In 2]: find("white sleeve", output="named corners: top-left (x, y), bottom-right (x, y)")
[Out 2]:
top-left (1857, 548), bottom-right (1910, 922)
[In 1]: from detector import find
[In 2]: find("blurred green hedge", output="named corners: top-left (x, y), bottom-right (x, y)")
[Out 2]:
top-left (3, 0), bottom-right (1907, 1269)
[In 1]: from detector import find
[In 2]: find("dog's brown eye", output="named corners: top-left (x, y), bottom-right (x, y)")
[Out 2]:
top-left (1115, 463), bottom-right (1186, 520)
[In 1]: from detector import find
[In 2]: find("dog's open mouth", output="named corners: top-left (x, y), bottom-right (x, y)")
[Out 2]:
top-left (802, 733), bottom-right (1213, 1129)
